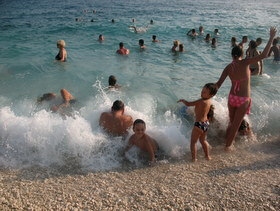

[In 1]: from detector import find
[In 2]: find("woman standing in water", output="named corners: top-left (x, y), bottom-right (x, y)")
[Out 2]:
top-left (55, 40), bottom-right (67, 62)
top-left (215, 27), bottom-right (277, 151)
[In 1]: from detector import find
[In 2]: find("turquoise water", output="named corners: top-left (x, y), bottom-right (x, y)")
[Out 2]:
top-left (0, 0), bottom-right (279, 170)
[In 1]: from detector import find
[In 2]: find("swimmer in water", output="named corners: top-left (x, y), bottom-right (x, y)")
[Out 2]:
top-left (116, 42), bottom-right (130, 55)
top-left (211, 38), bottom-right (217, 47)
top-left (108, 75), bottom-right (121, 89)
top-left (111, 19), bottom-right (115, 23)
top-left (268, 38), bottom-right (280, 62)
top-left (246, 40), bottom-right (261, 75)
top-left (177, 83), bottom-right (218, 162)
top-left (38, 89), bottom-right (76, 112)
top-left (214, 29), bottom-right (220, 36)
top-left (150, 19), bottom-right (154, 24)
top-left (199, 26), bottom-right (204, 35)
top-left (98, 34), bottom-right (105, 42)
top-left (179, 44), bottom-right (185, 52)
top-left (239, 36), bottom-right (248, 49)
top-left (205, 34), bottom-right (211, 42)
top-left (124, 119), bottom-right (159, 164)
top-left (187, 29), bottom-right (198, 37)
top-left (139, 39), bottom-right (146, 49)
top-left (172, 40), bottom-right (180, 52)
top-left (231, 37), bottom-right (238, 48)
top-left (55, 40), bottom-right (67, 62)
top-left (152, 35), bottom-right (159, 42)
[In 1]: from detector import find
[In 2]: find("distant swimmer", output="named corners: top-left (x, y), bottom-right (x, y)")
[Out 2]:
top-left (199, 26), bottom-right (204, 35)
top-left (108, 75), bottom-right (121, 90)
top-left (111, 19), bottom-right (115, 23)
top-left (55, 40), bottom-right (67, 62)
top-left (238, 36), bottom-right (248, 49)
top-left (214, 29), bottom-right (220, 36)
top-left (246, 40), bottom-right (261, 75)
top-left (38, 89), bottom-right (76, 112)
top-left (99, 100), bottom-right (133, 137)
top-left (116, 42), bottom-right (130, 55)
top-left (93, 10), bottom-right (97, 13)
top-left (98, 34), bottom-right (105, 42)
top-left (152, 35), bottom-right (159, 42)
top-left (150, 19), bottom-right (154, 24)
top-left (256, 37), bottom-right (262, 47)
top-left (205, 34), bottom-right (211, 42)
top-left (268, 38), bottom-right (280, 62)
top-left (211, 38), bottom-right (217, 47)
top-left (231, 37), bottom-right (237, 47)
top-left (179, 44), bottom-right (185, 52)
top-left (129, 26), bottom-right (149, 33)
top-left (132, 18), bottom-right (135, 23)
top-left (124, 119), bottom-right (159, 164)
top-left (187, 29), bottom-right (198, 37)
top-left (171, 40), bottom-right (180, 52)
top-left (139, 39), bottom-right (146, 49)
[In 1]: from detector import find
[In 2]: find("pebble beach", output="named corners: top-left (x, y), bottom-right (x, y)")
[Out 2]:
top-left (1, 138), bottom-right (279, 210)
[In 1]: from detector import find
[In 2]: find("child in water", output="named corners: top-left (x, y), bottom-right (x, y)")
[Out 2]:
top-left (124, 119), bottom-right (159, 164)
top-left (55, 40), bottom-right (67, 62)
top-left (177, 83), bottom-right (218, 162)
top-left (108, 75), bottom-right (120, 89)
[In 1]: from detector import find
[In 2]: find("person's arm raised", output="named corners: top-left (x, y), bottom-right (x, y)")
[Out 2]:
top-left (215, 65), bottom-right (230, 89)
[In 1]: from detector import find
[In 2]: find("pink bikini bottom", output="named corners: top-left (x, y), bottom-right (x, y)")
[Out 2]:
top-left (228, 94), bottom-right (252, 114)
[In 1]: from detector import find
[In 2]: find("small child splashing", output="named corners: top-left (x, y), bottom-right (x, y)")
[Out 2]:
top-left (177, 83), bottom-right (218, 162)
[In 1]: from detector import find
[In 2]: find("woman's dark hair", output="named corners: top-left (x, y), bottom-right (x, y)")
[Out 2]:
top-left (231, 37), bottom-right (236, 42)
top-left (249, 40), bottom-right (257, 49)
top-left (231, 46), bottom-right (243, 58)
top-left (133, 119), bottom-right (146, 128)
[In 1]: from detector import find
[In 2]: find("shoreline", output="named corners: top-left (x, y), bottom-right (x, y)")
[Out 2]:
top-left (0, 138), bottom-right (279, 210)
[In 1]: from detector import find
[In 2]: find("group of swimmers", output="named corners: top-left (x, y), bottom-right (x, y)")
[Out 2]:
top-left (51, 23), bottom-right (278, 164)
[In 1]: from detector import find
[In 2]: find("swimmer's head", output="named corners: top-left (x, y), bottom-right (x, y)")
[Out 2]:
top-left (173, 40), bottom-right (180, 47)
top-left (214, 29), bottom-right (219, 33)
top-left (139, 39), bottom-right (144, 46)
top-left (112, 100), bottom-right (124, 112)
top-left (99, 34), bottom-right (104, 41)
top-left (256, 37), bottom-right (262, 46)
top-left (273, 38), bottom-right (278, 45)
top-left (242, 36), bottom-right (248, 43)
top-left (133, 119), bottom-right (146, 136)
top-left (152, 35), bottom-right (157, 40)
top-left (199, 26), bottom-right (204, 32)
top-left (192, 29), bottom-right (196, 34)
top-left (231, 37), bottom-right (236, 43)
top-left (37, 93), bottom-right (56, 103)
top-left (231, 46), bottom-right (243, 59)
top-left (108, 75), bottom-right (117, 86)
top-left (179, 44), bottom-right (184, 51)
top-left (207, 105), bottom-right (215, 123)
top-left (132, 18), bottom-right (135, 22)
top-left (249, 40), bottom-right (257, 49)
top-left (57, 40), bottom-right (66, 48)
top-left (150, 20), bottom-right (153, 24)
top-left (202, 83), bottom-right (218, 99)
top-left (212, 38), bottom-right (217, 45)
top-left (119, 42), bottom-right (124, 48)
top-left (112, 19), bottom-right (115, 23)
top-left (206, 34), bottom-right (211, 40)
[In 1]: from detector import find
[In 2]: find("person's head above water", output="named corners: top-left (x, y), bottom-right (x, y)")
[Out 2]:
top-left (192, 29), bottom-right (196, 34)
top-left (111, 19), bottom-right (115, 23)
top-left (214, 29), bottom-right (219, 34)
top-left (205, 34), bottom-right (211, 40)
top-left (242, 36), bottom-right (248, 43)
top-left (108, 75), bottom-right (117, 86)
top-left (99, 34), bottom-right (104, 41)
top-left (152, 35), bottom-right (156, 40)
top-left (201, 83), bottom-right (218, 99)
top-left (119, 42), bottom-right (124, 48)
top-left (173, 40), bottom-right (180, 47)
top-left (38, 93), bottom-right (56, 102)
top-left (199, 26), bottom-right (204, 32)
top-left (249, 40), bottom-right (257, 49)
top-left (139, 39), bottom-right (144, 46)
top-left (256, 37), bottom-right (262, 46)
top-left (111, 100), bottom-right (124, 112)
top-left (133, 119), bottom-right (146, 130)
top-left (57, 40), bottom-right (66, 48)
top-left (150, 19), bottom-right (154, 24)
top-left (179, 44), bottom-right (184, 51)
top-left (231, 45), bottom-right (243, 59)
top-left (212, 38), bottom-right (217, 45)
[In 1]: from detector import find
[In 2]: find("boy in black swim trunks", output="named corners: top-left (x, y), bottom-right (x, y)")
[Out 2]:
top-left (177, 83), bottom-right (217, 162)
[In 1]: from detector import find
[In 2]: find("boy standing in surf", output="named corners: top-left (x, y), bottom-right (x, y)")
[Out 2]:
top-left (177, 83), bottom-right (218, 162)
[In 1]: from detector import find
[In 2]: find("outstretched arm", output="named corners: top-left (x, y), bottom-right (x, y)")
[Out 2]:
top-left (215, 65), bottom-right (229, 89)
top-left (245, 27), bottom-right (277, 65)
top-left (177, 99), bottom-right (202, 107)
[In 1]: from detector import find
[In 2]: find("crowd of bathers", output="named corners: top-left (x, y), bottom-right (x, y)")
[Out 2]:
top-left (40, 13), bottom-right (279, 164)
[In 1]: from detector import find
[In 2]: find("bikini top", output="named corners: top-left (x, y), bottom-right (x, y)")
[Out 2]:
top-left (55, 52), bottom-right (61, 60)
top-left (230, 61), bottom-right (249, 95)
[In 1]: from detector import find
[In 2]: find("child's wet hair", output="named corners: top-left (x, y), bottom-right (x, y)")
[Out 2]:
top-left (204, 83), bottom-right (218, 96)
top-left (139, 39), bottom-right (144, 45)
top-left (231, 37), bottom-right (236, 42)
top-left (239, 119), bottom-right (249, 131)
top-left (133, 119), bottom-right (146, 129)
top-left (112, 100), bottom-right (124, 111)
top-left (152, 35), bottom-right (156, 40)
top-left (108, 75), bottom-right (117, 86)
top-left (231, 46), bottom-right (243, 58)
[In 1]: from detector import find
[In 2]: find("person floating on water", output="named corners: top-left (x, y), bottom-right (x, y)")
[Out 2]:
top-left (171, 40), bottom-right (180, 52)
top-left (177, 83), bottom-right (218, 162)
top-left (116, 42), bottom-right (130, 55)
top-left (108, 75), bottom-right (121, 90)
top-left (215, 27), bottom-right (277, 152)
top-left (99, 100), bottom-right (133, 137)
top-left (55, 40), bottom-right (67, 62)
top-left (98, 34), bottom-right (105, 42)
top-left (268, 38), bottom-right (280, 62)
top-left (124, 119), bottom-right (159, 164)
top-left (38, 89), bottom-right (76, 113)
top-left (152, 35), bottom-right (159, 42)
top-left (139, 39), bottom-right (146, 49)
top-left (187, 29), bottom-right (198, 37)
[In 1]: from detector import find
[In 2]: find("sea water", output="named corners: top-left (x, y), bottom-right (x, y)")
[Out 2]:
top-left (0, 0), bottom-right (279, 170)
